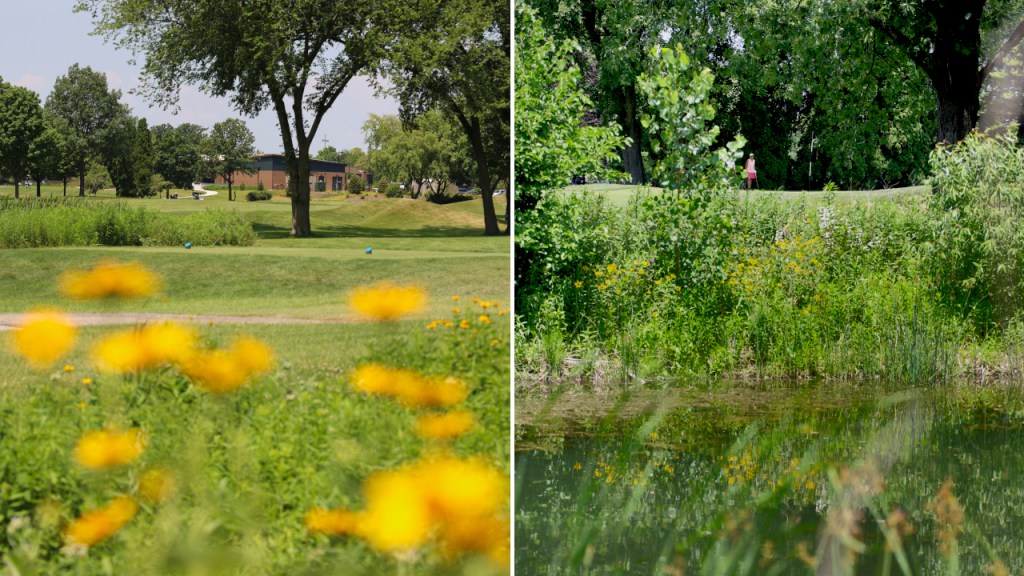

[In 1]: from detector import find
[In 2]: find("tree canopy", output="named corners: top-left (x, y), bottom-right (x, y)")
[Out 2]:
top-left (78, 0), bottom-right (399, 235)
top-left (45, 64), bottom-right (122, 196)
top-left (0, 80), bottom-right (45, 199)
top-left (377, 0), bottom-right (510, 234)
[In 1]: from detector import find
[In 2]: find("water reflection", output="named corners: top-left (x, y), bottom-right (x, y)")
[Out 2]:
top-left (515, 384), bottom-right (1024, 575)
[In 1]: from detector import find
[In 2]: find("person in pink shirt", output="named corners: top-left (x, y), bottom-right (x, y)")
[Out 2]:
top-left (745, 153), bottom-right (757, 189)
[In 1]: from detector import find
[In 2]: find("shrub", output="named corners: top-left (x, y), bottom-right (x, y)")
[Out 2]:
top-left (257, 180), bottom-right (265, 191)
top-left (427, 191), bottom-right (473, 204)
top-left (385, 183), bottom-right (403, 198)
top-left (246, 191), bottom-right (273, 202)
top-left (347, 174), bottom-right (365, 195)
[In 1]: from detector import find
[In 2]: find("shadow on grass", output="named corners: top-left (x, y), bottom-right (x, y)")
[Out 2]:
top-left (251, 222), bottom-right (494, 239)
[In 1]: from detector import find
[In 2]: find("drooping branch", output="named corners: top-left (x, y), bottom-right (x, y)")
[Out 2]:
top-left (981, 17), bottom-right (1024, 84)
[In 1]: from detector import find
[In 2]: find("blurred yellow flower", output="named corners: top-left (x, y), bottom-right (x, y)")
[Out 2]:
top-left (74, 429), bottom-right (146, 470)
top-left (63, 496), bottom-right (138, 547)
top-left (459, 319), bottom-right (471, 329)
top-left (60, 261), bottom-right (160, 299)
top-left (349, 283), bottom-right (427, 321)
top-left (415, 410), bottom-right (477, 440)
top-left (358, 469), bottom-right (434, 552)
top-left (231, 335), bottom-right (275, 374)
top-left (81, 377), bottom-right (93, 385)
top-left (138, 468), bottom-right (176, 504)
top-left (179, 350), bottom-right (249, 393)
top-left (440, 515), bottom-right (509, 567)
top-left (12, 310), bottom-right (77, 369)
top-left (63, 364), bottom-right (75, 372)
top-left (93, 323), bottom-right (197, 373)
top-left (304, 507), bottom-right (361, 536)
top-left (350, 365), bottom-right (468, 408)
top-left (418, 455), bottom-right (507, 522)
top-left (478, 315), bottom-right (491, 325)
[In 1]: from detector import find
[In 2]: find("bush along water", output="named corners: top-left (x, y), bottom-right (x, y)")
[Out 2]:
top-left (516, 131), bottom-right (1024, 384)
top-left (0, 198), bottom-right (256, 247)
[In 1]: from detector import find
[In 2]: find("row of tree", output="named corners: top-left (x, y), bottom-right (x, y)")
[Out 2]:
top-left (76, 0), bottom-right (509, 236)
top-left (526, 0), bottom-right (1024, 190)
top-left (0, 64), bottom-right (258, 200)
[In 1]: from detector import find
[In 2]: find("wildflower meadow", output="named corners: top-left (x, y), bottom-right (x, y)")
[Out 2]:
top-left (0, 193), bottom-right (510, 575)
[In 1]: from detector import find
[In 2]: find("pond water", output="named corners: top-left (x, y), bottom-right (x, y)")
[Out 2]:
top-left (515, 382), bottom-right (1024, 575)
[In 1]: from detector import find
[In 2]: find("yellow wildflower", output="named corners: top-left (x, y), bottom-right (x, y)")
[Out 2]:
top-left (459, 319), bottom-right (471, 329)
top-left (349, 283), bottom-right (427, 321)
top-left (230, 335), bottom-right (275, 374)
top-left (63, 496), bottom-right (138, 547)
top-left (452, 307), bottom-right (461, 314)
top-left (415, 410), bottom-right (477, 440)
top-left (179, 350), bottom-right (249, 393)
top-left (358, 469), bottom-right (434, 552)
top-left (11, 310), bottom-right (77, 369)
top-left (451, 295), bottom-right (461, 301)
top-left (93, 323), bottom-right (197, 373)
top-left (439, 515), bottom-right (509, 565)
top-left (350, 365), bottom-right (468, 407)
top-left (490, 338), bottom-right (501, 347)
top-left (417, 455), bottom-right (507, 522)
top-left (304, 507), bottom-right (361, 536)
top-left (74, 429), bottom-right (145, 470)
top-left (574, 281), bottom-right (583, 288)
top-left (60, 261), bottom-right (160, 299)
top-left (478, 315), bottom-right (491, 325)
top-left (63, 364), bottom-right (75, 372)
top-left (81, 377), bottom-right (93, 385)
top-left (138, 468), bottom-right (176, 504)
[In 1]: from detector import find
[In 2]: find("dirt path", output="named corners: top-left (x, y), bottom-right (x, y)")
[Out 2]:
top-left (0, 312), bottom-right (350, 331)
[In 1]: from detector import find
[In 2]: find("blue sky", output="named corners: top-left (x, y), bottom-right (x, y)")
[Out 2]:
top-left (0, 2), bottom-right (399, 153)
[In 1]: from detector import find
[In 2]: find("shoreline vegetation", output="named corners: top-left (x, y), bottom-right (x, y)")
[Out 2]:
top-left (516, 133), bottom-right (1024, 392)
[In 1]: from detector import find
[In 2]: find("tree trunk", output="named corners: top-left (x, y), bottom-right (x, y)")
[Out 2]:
top-left (228, 176), bottom-right (233, 201)
top-left (78, 167), bottom-right (86, 196)
top-left (465, 117), bottom-right (500, 236)
top-left (63, 177), bottom-right (67, 197)
top-left (36, 181), bottom-right (41, 198)
top-left (618, 85), bottom-right (646, 185)
top-left (928, 47), bottom-right (981, 144)
top-left (290, 152), bottom-right (312, 237)
top-left (14, 182), bottom-right (19, 199)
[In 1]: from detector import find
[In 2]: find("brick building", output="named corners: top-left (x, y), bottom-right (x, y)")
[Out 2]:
top-left (215, 154), bottom-right (371, 192)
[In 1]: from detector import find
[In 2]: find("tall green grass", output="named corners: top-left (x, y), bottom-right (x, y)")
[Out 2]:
top-left (0, 198), bottom-right (255, 248)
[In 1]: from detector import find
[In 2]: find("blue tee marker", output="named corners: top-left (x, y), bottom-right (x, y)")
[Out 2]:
top-left (365, 247), bottom-right (373, 254)
top-left (185, 242), bottom-right (192, 249)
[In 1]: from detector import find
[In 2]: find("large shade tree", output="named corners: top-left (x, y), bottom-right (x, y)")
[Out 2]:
top-left (77, 0), bottom-right (399, 236)
top-left (860, 0), bottom-right (1024, 143)
top-left (153, 122), bottom-right (206, 189)
top-left (44, 64), bottom-right (122, 196)
top-left (0, 79), bottom-right (45, 199)
top-left (205, 118), bottom-right (256, 201)
top-left (379, 0), bottom-right (510, 234)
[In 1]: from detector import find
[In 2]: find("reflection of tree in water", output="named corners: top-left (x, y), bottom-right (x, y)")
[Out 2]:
top-left (515, 390), bottom-right (1024, 575)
